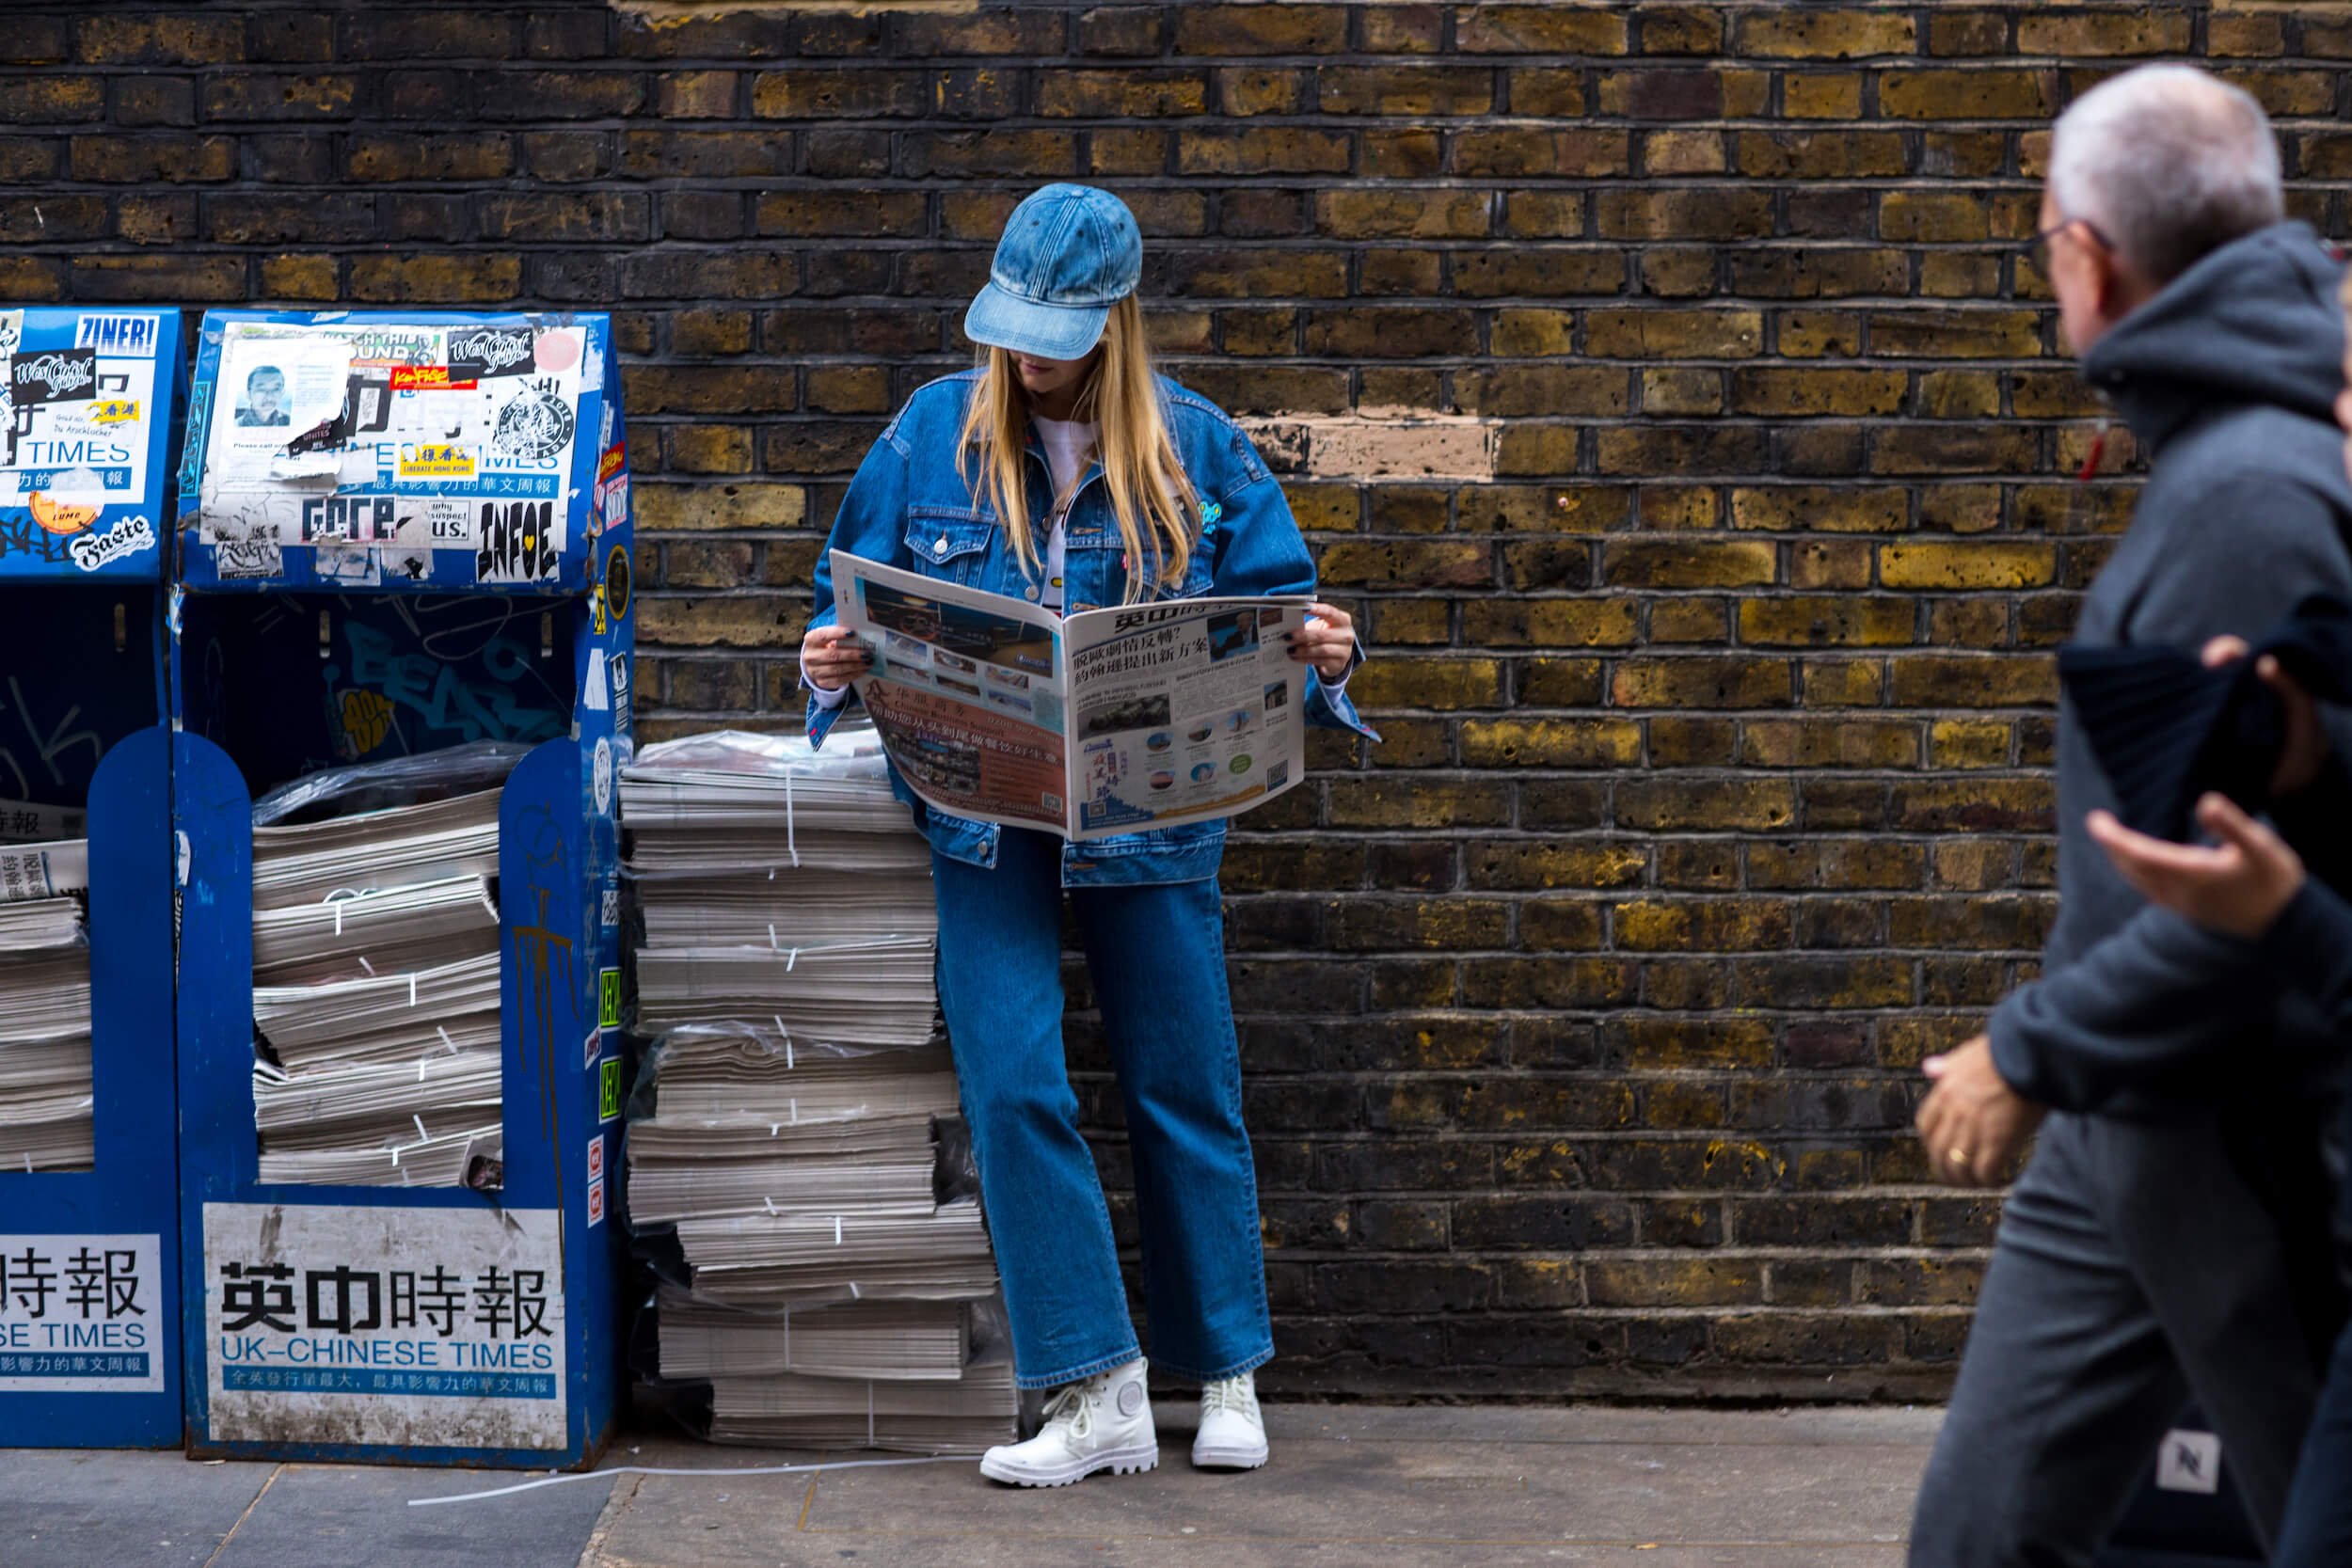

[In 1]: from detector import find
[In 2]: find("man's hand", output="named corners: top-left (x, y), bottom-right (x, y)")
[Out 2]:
top-left (2088, 793), bottom-right (2307, 941)
top-left (801, 625), bottom-right (869, 691)
top-left (1289, 602), bottom-right (1359, 682)
top-left (1915, 1035), bottom-right (2046, 1187)
top-left (2202, 634), bottom-right (2328, 798)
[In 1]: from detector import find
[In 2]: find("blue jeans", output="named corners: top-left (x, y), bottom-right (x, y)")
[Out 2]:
top-left (931, 827), bottom-right (1274, 1390)
top-left (2276, 1321), bottom-right (2352, 1566)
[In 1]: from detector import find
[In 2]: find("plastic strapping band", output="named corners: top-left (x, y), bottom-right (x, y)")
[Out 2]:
top-left (849, 1281), bottom-right (860, 1300)
top-left (358, 955), bottom-right (375, 975)
top-left (785, 769), bottom-right (799, 867)
top-left (787, 947), bottom-right (799, 973)
top-left (789, 1097), bottom-right (798, 1126)
top-left (333, 899), bottom-right (344, 938)
top-left (408, 973), bottom-right (418, 1008)
top-left (769, 924), bottom-right (779, 952)
top-left (833, 1214), bottom-right (843, 1245)
top-left (413, 1114), bottom-right (428, 1143)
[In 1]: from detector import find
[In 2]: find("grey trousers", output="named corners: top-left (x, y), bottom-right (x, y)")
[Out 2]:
top-left (1909, 1111), bottom-right (2322, 1568)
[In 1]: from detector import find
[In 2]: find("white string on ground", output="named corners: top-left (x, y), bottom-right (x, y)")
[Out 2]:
top-left (406, 1454), bottom-right (971, 1508)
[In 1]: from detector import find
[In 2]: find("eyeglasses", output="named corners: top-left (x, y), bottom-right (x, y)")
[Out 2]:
top-left (2025, 215), bottom-right (2115, 275)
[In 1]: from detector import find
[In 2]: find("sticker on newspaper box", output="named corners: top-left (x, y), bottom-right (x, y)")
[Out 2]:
top-left (11, 348), bottom-right (98, 407)
top-left (201, 1202), bottom-right (567, 1449)
top-left (476, 499), bottom-right (561, 584)
top-left (68, 514), bottom-right (157, 573)
top-left (75, 314), bottom-right (161, 357)
top-left (0, 1232), bottom-right (166, 1393)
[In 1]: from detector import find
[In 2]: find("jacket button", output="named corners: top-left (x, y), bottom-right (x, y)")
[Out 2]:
top-left (1024, 585), bottom-right (1040, 601)
top-left (934, 536), bottom-right (949, 555)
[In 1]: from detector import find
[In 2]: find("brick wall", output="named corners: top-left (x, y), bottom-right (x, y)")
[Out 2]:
top-left (13, 0), bottom-right (2340, 1401)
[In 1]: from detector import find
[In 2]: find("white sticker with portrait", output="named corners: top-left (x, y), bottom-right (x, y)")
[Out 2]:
top-left (205, 327), bottom-right (355, 491)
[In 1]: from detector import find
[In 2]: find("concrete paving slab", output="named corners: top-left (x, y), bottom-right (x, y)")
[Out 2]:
top-left (1271, 1402), bottom-right (1943, 1449)
top-left (1, 1450), bottom-right (274, 1568)
top-left (585, 1404), bottom-right (1939, 1568)
top-left (208, 1462), bottom-right (615, 1568)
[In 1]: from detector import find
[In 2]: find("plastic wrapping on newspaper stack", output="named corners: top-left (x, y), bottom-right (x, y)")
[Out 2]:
top-left (619, 724), bottom-right (1015, 1455)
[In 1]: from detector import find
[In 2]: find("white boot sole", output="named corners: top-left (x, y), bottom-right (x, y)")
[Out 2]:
top-left (1191, 1441), bottom-right (1269, 1471)
top-left (979, 1441), bottom-right (1159, 1488)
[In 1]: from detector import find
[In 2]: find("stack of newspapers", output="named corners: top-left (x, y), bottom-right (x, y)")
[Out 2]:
top-left (0, 839), bottom-right (93, 1171)
top-left (623, 728), bottom-right (1014, 1455)
top-left (248, 781), bottom-right (506, 1187)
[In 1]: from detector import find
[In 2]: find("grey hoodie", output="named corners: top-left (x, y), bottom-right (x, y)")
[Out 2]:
top-left (1988, 220), bottom-right (2352, 1116)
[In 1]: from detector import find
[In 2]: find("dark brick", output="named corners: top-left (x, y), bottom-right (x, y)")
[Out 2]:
top-left (200, 72), bottom-right (358, 121)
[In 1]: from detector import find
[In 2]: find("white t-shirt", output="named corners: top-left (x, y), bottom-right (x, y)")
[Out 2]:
top-left (1031, 414), bottom-right (1094, 613)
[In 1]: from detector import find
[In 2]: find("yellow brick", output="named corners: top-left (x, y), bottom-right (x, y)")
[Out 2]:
top-left (1586, 309), bottom-right (1764, 358)
top-left (1460, 719), bottom-right (1643, 768)
top-left (1878, 542), bottom-right (2055, 591)
top-left (1738, 9), bottom-right (1916, 58)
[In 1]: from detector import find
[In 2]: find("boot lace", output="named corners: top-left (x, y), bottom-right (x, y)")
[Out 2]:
top-left (1041, 1378), bottom-right (1100, 1444)
top-left (1200, 1374), bottom-right (1259, 1420)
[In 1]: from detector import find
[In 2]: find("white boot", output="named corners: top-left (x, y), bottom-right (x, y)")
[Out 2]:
top-left (1190, 1370), bottom-right (1268, 1470)
top-left (979, 1357), bottom-right (1157, 1487)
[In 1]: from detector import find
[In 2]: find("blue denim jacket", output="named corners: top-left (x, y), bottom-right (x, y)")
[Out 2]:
top-left (808, 370), bottom-right (1377, 887)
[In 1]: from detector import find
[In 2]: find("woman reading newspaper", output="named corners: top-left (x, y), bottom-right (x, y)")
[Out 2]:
top-left (799, 183), bottom-right (1375, 1487)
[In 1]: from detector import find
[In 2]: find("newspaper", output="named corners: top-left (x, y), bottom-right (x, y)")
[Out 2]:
top-left (831, 550), bottom-right (1312, 842)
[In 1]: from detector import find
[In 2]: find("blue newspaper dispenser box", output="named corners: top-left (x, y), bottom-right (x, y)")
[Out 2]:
top-left (0, 306), bottom-right (186, 1449)
top-left (171, 310), bottom-right (632, 1467)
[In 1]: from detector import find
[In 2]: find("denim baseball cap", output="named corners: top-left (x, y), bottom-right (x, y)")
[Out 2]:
top-left (964, 184), bottom-right (1142, 360)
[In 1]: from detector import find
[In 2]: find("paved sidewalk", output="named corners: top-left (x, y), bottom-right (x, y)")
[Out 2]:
top-left (4, 1404), bottom-right (1939, 1568)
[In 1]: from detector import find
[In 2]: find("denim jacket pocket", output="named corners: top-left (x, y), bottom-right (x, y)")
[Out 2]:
top-left (1064, 530), bottom-right (1213, 609)
top-left (903, 507), bottom-right (995, 588)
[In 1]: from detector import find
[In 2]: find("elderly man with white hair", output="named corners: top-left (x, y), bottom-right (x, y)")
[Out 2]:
top-left (1907, 64), bottom-right (2352, 1566)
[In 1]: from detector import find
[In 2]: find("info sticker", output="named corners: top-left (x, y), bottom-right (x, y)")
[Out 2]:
top-left (597, 968), bottom-right (620, 1031)
top-left (598, 1059), bottom-right (623, 1124)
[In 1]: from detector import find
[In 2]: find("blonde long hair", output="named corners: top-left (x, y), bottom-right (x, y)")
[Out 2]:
top-left (957, 295), bottom-right (1198, 601)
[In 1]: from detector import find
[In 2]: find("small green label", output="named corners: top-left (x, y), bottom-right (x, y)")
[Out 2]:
top-left (598, 968), bottom-right (621, 1030)
top-left (599, 1058), bottom-right (623, 1123)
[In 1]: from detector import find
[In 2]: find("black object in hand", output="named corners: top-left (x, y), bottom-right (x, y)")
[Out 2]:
top-left (2058, 595), bottom-right (2352, 841)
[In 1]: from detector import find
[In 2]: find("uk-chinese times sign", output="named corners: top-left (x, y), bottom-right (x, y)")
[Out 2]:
top-left (202, 1203), bottom-right (566, 1449)
top-left (0, 1233), bottom-right (164, 1393)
